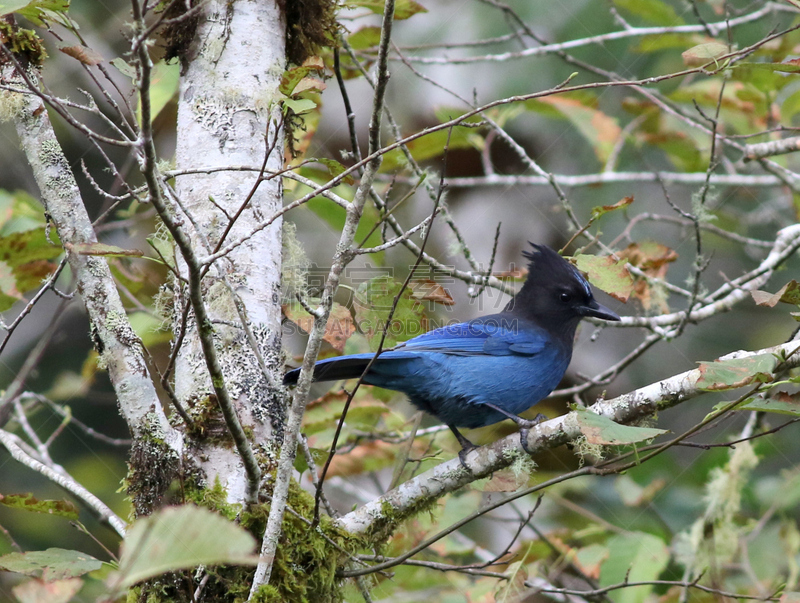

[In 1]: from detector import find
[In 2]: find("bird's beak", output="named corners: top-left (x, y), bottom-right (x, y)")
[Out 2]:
top-left (579, 299), bottom-right (620, 321)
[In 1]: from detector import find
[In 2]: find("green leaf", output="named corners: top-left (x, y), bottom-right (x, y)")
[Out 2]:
top-left (591, 196), bottom-right (634, 220)
top-left (283, 97), bottom-right (317, 115)
top-left (0, 548), bottom-right (101, 580)
top-left (346, 0), bottom-right (427, 20)
top-left (116, 505), bottom-right (257, 589)
top-left (779, 281), bottom-right (800, 305)
top-left (696, 353), bottom-right (777, 391)
top-left (575, 544), bottom-right (609, 578)
top-left (632, 33), bottom-right (702, 54)
top-left (347, 26), bottom-right (382, 50)
top-left (526, 96), bottom-right (621, 163)
top-left (731, 67), bottom-right (788, 97)
top-left (613, 0), bottom-right (683, 25)
top-left (2, 0), bottom-right (69, 25)
top-left (303, 390), bottom-right (390, 435)
top-left (574, 408), bottom-right (667, 445)
top-left (740, 392), bottom-right (800, 416)
top-left (670, 80), bottom-right (752, 112)
top-left (0, 0), bottom-right (33, 13)
top-left (0, 227), bottom-right (62, 311)
top-left (0, 494), bottom-right (79, 519)
top-left (110, 57), bottom-right (136, 80)
top-left (642, 130), bottom-right (704, 172)
top-left (128, 312), bottom-right (172, 347)
top-left (782, 88), bottom-right (800, 123)
top-left (600, 532), bottom-right (670, 603)
top-left (146, 235), bottom-right (175, 268)
top-left (140, 61), bottom-right (179, 124)
top-left (682, 42), bottom-right (728, 66)
top-left (0, 227), bottom-right (61, 267)
top-left (315, 158), bottom-right (354, 185)
top-left (734, 61), bottom-right (800, 74)
top-left (0, 189), bottom-right (47, 235)
top-left (354, 275), bottom-right (427, 350)
top-left (380, 126), bottom-right (476, 172)
top-left (573, 254), bottom-right (634, 303)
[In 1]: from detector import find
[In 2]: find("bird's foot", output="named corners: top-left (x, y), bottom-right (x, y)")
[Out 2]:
top-left (448, 425), bottom-right (478, 471)
top-left (518, 413), bottom-right (547, 454)
top-left (457, 442), bottom-right (478, 471)
top-left (513, 413), bottom-right (547, 430)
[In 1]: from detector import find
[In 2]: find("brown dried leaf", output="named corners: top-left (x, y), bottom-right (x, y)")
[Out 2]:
top-left (619, 241), bottom-right (678, 277)
top-left (294, 77), bottom-right (327, 95)
top-left (282, 301), bottom-right (355, 352)
top-left (492, 267), bottom-right (527, 280)
top-left (618, 241), bottom-right (678, 312)
top-left (410, 279), bottom-right (455, 306)
top-left (752, 287), bottom-right (785, 308)
top-left (479, 468), bottom-right (527, 492)
top-left (752, 281), bottom-right (800, 307)
top-left (591, 195), bottom-right (634, 219)
top-left (59, 45), bottom-right (103, 65)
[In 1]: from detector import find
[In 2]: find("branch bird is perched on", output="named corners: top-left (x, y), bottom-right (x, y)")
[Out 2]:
top-left (284, 244), bottom-right (620, 455)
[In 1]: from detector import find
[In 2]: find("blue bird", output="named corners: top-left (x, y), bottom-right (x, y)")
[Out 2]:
top-left (284, 244), bottom-right (620, 453)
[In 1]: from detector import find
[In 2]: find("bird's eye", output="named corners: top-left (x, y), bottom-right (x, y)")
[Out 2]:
top-left (559, 292), bottom-right (571, 303)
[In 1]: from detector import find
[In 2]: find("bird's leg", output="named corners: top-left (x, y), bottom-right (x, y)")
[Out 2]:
top-left (448, 425), bottom-right (477, 470)
top-left (481, 403), bottom-right (547, 454)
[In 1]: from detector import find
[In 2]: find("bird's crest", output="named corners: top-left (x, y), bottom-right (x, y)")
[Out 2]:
top-left (521, 243), bottom-right (592, 297)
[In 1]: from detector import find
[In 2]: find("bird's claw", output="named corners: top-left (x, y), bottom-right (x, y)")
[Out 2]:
top-left (518, 413), bottom-right (546, 454)
top-left (457, 442), bottom-right (478, 472)
top-left (519, 428), bottom-right (533, 454)
top-left (514, 413), bottom-right (547, 430)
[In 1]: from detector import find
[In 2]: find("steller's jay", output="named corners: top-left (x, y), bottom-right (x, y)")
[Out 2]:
top-left (284, 244), bottom-right (620, 454)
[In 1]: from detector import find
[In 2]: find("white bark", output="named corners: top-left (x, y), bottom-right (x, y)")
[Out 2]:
top-left (173, 0), bottom-right (286, 502)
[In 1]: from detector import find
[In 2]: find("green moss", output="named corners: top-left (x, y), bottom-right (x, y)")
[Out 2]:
top-left (285, 0), bottom-right (339, 66)
top-left (184, 395), bottom-right (237, 444)
top-left (184, 476), bottom-right (240, 521)
top-left (126, 460), bottom-right (379, 602)
top-left (250, 584), bottom-right (281, 602)
top-left (359, 494), bottom-right (440, 544)
top-left (159, 0), bottom-right (200, 67)
top-left (126, 433), bottom-right (181, 516)
top-left (241, 480), bottom-right (366, 603)
top-left (0, 22), bottom-right (47, 67)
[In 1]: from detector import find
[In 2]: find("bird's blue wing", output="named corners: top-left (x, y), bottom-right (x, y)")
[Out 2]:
top-left (395, 318), bottom-right (550, 357)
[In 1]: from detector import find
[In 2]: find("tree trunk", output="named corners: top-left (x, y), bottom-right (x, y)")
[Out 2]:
top-left (172, 0), bottom-right (286, 506)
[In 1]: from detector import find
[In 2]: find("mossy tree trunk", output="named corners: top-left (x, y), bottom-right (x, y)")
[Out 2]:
top-left (164, 0), bottom-right (287, 510)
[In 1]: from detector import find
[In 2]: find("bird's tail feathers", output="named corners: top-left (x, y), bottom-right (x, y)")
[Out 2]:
top-left (283, 353), bottom-right (376, 385)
